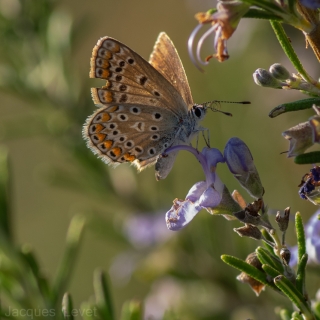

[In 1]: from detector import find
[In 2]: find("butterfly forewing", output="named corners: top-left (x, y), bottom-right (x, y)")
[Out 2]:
top-left (149, 32), bottom-right (194, 107)
top-left (90, 36), bottom-right (188, 115)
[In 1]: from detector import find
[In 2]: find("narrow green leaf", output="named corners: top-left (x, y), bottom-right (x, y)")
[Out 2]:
top-left (52, 215), bottom-right (86, 305)
top-left (287, 0), bottom-right (297, 14)
top-left (93, 269), bottom-right (114, 320)
top-left (270, 21), bottom-right (314, 84)
top-left (262, 264), bottom-right (281, 278)
top-left (120, 300), bottom-right (143, 320)
top-left (261, 229), bottom-right (275, 254)
top-left (20, 245), bottom-right (51, 299)
top-left (62, 292), bottom-right (74, 320)
top-left (256, 247), bottom-right (284, 273)
top-left (295, 212), bottom-right (306, 263)
top-left (274, 275), bottom-right (313, 319)
top-left (221, 255), bottom-right (278, 290)
top-left (294, 152), bottom-right (320, 164)
top-left (296, 253), bottom-right (308, 295)
top-left (0, 147), bottom-right (11, 239)
top-left (269, 98), bottom-right (320, 117)
top-left (244, 8), bottom-right (283, 20)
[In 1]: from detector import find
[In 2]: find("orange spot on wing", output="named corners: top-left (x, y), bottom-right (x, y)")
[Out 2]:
top-left (97, 69), bottom-right (110, 78)
top-left (92, 124), bottom-right (104, 133)
top-left (123, 153), bottom-right (136, 162)
top-left (99, 90), bottom-right (113, 103)
top-left (100, 113), bottom-right (111, 122)
top-left (111, 147), bottom-right (122, 157)
top-left (93, 133), bottom-right (106, 143)
top-left (104, 140), bottom-right (113, 149)
top-left (97, 58), bottom-right (110, 69)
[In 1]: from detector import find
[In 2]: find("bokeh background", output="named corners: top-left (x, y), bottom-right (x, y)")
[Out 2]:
top-left (0, 0), bottom-right (319, 319)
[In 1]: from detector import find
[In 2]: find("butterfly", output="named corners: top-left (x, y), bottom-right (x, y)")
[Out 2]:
top-left (83, 32), bottom-right (207, 180)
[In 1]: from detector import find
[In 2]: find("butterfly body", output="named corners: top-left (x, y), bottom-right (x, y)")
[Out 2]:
top-left (83, 33), bottom-right (206, 180)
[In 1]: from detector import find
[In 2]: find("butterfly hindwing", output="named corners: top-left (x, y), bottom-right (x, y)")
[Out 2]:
top-left (84, 104), bottom-right (181, 168)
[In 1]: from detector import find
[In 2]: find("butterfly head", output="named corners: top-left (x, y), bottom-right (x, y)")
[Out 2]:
top-left (191, 104), bottom-right (207, 121)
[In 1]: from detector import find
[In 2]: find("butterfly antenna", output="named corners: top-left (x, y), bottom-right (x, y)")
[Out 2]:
top-left (203, 100), bottom-right (251, 117)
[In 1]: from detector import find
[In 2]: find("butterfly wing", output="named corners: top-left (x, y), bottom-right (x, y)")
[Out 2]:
top-left (89, 35), bottom-right (188, 115)
top-left (149, 32), bottom-right (194, 107)
top-left (149, 33), bottom-right (195, 180)
top-left (84, 34), bottom-right (193, 178)
top-left (84, 104), bottom-right (181, 168)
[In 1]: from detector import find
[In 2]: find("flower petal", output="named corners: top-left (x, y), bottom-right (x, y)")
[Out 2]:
top-left (165, 199), bottom-right (200, 231)
top-left (201, 147), bottom-right (225, 167)
top-left (186, 181), bottom-right (207, 202)
top-left (199, 185), bottom-right (222, 208)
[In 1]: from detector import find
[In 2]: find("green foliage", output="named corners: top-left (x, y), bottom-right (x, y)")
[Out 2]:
top-left (1, 0), bottom-right (320, 319)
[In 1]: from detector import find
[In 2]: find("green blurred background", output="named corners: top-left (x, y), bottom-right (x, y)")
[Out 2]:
top-left (0, 0), bottom-right (319, 319)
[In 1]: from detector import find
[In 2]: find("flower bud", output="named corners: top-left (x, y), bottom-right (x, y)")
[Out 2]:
top-left (234, 224), bottom-right (262, 240)
top-left (269, 63), bottom-right (291, 80)
top-left (253, 68), bottom-right (285, 88)
top-left (282, 121), bottom-right (313, 157)
top-left (224, 137), bottom-right (264, 199)
top-left (280, 247), bottom-right (291, 266)
top-left (275, 207), bottom-right (290, 232)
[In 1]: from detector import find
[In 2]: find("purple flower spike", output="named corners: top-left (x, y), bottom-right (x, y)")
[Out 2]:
top-left (224, 137), bottom-right (264, 199)
top-left (164, 146), bottom-right (225, 231)
top-left (300, 0), bottom-right (320, 9)
top-left (290, 210), bottom-right (320, 266)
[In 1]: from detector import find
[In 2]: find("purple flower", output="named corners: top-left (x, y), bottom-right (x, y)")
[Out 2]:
top-left (188, 1), bottom-right (250, 69)
top-left (290, 210), bottom-right (320, 266)
top-left (224, 137), bottom-right (264, 199)
top-left (300, 0), bottom-right (320, 9)
top-left (164, 146), bottom-right (225, 230)
top-left (123, 213), bottom-right (172, 249)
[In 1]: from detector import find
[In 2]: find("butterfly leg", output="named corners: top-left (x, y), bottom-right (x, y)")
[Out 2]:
top-left (196, 126), bottom-right (210, 147)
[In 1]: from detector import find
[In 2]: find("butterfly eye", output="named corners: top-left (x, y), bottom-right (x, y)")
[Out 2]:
top-left (193, 106), bottom-right (203, 118)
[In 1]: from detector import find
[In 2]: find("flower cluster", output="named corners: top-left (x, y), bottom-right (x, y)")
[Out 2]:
top-left (188, 1), bottom-right (314, 69)
top-left (161, 136), bottom-right (320, 309)
top-left (164, 138), bottom-right (264, 231)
